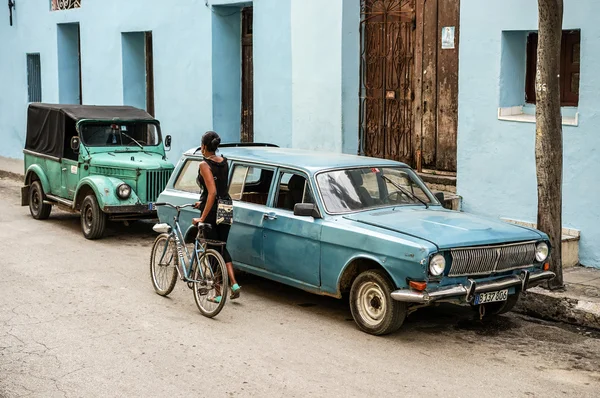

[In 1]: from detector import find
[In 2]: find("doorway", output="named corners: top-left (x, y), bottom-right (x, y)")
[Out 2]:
top-left (241, 7), bottom-right (254, 143)
top-left (57, 23), bottom-right (82, 104)
top-left (359, 0), bottom-right (460, 172)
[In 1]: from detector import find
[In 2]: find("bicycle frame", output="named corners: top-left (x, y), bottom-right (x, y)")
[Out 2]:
top-left (157, 206), bottom-right (214, 284)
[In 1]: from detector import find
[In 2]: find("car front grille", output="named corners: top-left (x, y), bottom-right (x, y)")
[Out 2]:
top-left (146, 169), bottom-right (172, 203)
top-left (448, 241), bottom-right (537, 277)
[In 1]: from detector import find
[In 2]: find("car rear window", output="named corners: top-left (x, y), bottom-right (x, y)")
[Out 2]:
top-left (173, 159), bottom-right (201, 193)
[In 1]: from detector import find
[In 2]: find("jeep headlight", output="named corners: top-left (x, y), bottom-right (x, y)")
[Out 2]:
top-left (116, 183), bottom-right (132, 200)
top-left (535, 242), bottom-right (549, 262)
top-left (429, 254), bottom-right (446, 276)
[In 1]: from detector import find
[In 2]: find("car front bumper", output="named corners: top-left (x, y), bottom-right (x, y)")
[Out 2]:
top-left (103, 204), bottom-right (157, 220)
top-left (391, 270), bottom-right (555, 304)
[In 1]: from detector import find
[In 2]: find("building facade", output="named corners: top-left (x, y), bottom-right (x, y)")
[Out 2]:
top-left (1, 1), bottom-right (461, 173)
top-left (457, 0), bottom-right (600, 268)
top-left (0, 0), bottom-right (364, 160)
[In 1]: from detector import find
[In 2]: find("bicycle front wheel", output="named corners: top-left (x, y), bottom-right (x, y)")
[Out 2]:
top-left (150, 233), bottom-right (178, 296)
top-left (193, 249), bottom-right (228, 318)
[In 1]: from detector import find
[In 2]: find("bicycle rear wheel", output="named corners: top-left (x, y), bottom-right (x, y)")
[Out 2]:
top-left (193, 249), bottom-right (228, 317)
top-left (150, 233), bottom-right (178, 296)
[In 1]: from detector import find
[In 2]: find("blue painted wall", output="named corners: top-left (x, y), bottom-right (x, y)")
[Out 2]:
top-left (121, 32), bottom-right (146, 110)
top-left (458, 0), bottom-right (600, 267)
top-left (0, 0), bottom-right (362, 163)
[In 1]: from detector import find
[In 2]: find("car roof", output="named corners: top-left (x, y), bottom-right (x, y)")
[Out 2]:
top-left (183, 146), bottom-right (408, 173)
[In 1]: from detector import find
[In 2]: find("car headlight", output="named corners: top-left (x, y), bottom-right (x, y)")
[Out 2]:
top-left (429, 254), bottom-right (446, 276)
top-left (116, 183), bottom-right (132, 199)
top-left (535, 242), bottom-right (549, 262)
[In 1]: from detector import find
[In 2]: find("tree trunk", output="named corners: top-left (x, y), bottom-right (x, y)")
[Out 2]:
top-left (535, 0), bottom-right (564, 289)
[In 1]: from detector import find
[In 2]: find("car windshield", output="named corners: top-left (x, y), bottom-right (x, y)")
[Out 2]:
top-left (316, 167), bottom-right (436, 214)
top-left (80, 122), bottom-right (161, 147)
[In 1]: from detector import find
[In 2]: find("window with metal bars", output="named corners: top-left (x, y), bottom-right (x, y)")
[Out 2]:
top-left (26, 54), bottom-right (42, 103)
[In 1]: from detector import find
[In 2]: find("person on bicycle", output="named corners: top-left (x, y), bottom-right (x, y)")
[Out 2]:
top-left (192, 131), bottom-right (241, 303)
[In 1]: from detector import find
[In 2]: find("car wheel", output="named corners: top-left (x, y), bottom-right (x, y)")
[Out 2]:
top-left (81, 194), bottom-right (107, 240)
top-left (477, 292), bottom-right (520, 316)
top-left (29, 181), bottom-right (52, 220)
top-left (349, 269), bottom-right (406, 335)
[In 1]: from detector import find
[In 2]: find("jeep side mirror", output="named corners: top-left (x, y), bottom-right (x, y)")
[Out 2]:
top-left (70, 136), bottom-right (80, 153)
top-left (294, 203), bottom-right (321, 218)
top-left (164, 135), bottom-right (172, 151)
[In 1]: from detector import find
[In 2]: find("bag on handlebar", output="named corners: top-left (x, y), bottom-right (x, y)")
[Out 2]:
top-left (216, 198), bottom-right (233, 225)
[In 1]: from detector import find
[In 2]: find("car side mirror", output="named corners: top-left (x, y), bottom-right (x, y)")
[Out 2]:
top-left (294, 203), bottom-right (321, 218)
top-left (434, 191), bottom-right (445, 204)
top-left (70, 136), bottom-right (80, 153)
top-left (164, 135), bottom-right (172, 151)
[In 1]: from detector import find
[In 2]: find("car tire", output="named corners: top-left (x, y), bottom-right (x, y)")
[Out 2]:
top-left (349, 269), bottom-right (406, 335)
top-left (81, 194), bottom-right (107, 240)
top-left (29, 181), bottom-right (52, 220)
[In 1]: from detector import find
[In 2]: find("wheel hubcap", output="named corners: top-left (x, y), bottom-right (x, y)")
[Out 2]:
top-left (32, 190), bottom-right (40, 212)
top-left (356, 281), bottom-right (387, 326)
top-left (83, 205), bottom-right (93, 230)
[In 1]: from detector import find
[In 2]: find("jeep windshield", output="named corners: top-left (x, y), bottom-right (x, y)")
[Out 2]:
top-left (316, 167), bottom-right (437, 214)
top-left (80, 122), bottom-right (162, 148)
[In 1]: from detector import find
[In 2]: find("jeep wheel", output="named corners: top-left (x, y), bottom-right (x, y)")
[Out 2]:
top-left (81, 194), bottom-right (107, 240)
top-left (29, 181), bottom-right (52, 220)
top-left (349, 270), bottom-right (406, 335)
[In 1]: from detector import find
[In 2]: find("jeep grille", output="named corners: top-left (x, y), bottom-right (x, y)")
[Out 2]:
top-left (146, 169), bottom-right (172, 203)
top-left (448, 241), bottom-right (537, 277)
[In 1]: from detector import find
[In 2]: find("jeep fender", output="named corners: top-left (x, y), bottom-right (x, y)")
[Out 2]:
top-left (24, 164), bottom-right (51, 193)
top-left (74, 176), bottom-right (142, 210)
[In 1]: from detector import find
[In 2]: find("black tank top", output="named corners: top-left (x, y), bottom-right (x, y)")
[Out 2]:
top-left (196, 157), bottom-right (231, 213)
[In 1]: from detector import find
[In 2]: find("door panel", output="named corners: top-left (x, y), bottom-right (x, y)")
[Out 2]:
top-left (241, 7), bottom-right (254, 143)
top-left (61, 159), bottom-right (79, 200)
top-left (360, 0), bottom-right (415, 164)
top-left (262, 211), bottom-right (322, 287)
top-left (228, 202), bottom-right (266, 269)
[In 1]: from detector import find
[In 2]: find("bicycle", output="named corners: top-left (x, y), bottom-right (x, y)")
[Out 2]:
top-left (149, 202), bottom-right (229, 318)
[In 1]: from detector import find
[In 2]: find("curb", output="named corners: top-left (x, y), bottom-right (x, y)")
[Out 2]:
top-left (515, 286), bottom-right (600, 330)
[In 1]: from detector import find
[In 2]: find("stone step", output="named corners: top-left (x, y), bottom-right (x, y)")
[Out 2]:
top-left (501, 218), bottom-right (580, 268)
top-left (419, 171), bottom-right (456, 194)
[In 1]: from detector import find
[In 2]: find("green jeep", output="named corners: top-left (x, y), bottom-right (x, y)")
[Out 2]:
top-left (21, 103), bottom-right (175, 239)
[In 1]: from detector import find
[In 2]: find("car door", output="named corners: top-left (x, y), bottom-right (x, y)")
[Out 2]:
top-left (262, 170), bottom-right (322, 287)
top-left (61, 158), bottom-right (79, 200)
top-left (227, 163), bottom-right (275, 270)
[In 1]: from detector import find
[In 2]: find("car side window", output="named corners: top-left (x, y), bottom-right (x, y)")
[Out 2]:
top-left (229, 164), bottom-right (274, 205)
top-left (173, 159), bottom-right (201, 193)
top-left (275, 172), bottom-right (313, 211)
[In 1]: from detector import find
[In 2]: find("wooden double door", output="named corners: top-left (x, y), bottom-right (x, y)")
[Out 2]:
top-left (359, 0), bottom-right (459, 172)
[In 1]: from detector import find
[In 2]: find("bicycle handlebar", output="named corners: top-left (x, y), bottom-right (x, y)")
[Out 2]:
top-left (153, 202), bottom-right (196, 210)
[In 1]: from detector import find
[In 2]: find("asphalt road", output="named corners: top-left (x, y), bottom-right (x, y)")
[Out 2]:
top-left (1, 176), bottom-right (599, 398)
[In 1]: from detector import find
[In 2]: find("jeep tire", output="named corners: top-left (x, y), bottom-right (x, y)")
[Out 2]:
top-left (350, 269), bottom-right (406, 335)
top-left (29, 181), bottom-right (52, 220)
top-left (81, 194), bottom-right (107, 240)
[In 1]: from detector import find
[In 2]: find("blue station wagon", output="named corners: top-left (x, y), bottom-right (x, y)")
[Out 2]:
top-left (156, 144), bottom-right (555, 335)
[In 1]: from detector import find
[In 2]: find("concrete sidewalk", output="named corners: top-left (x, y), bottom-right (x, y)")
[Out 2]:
top-left (0, 155), bottom-right (598, 330)
top-left (516, 266), bottom-right (600, 330)
top-left (0, 156), bottom-right (24, 180)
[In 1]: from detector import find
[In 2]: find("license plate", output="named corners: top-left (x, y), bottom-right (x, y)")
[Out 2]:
top-left (474, 289), bottom-right (508, 305)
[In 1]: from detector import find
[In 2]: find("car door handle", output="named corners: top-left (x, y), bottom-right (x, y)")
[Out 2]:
top-left (61, 168), bottom-right (67, 171)
top-left (263, 212), bottom-right (277, 220)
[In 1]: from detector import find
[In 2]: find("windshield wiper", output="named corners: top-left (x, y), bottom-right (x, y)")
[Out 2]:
top-left (120, 132), bottom-right (144, 150)
top-left (381, 175), bottom-right (428, 209)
